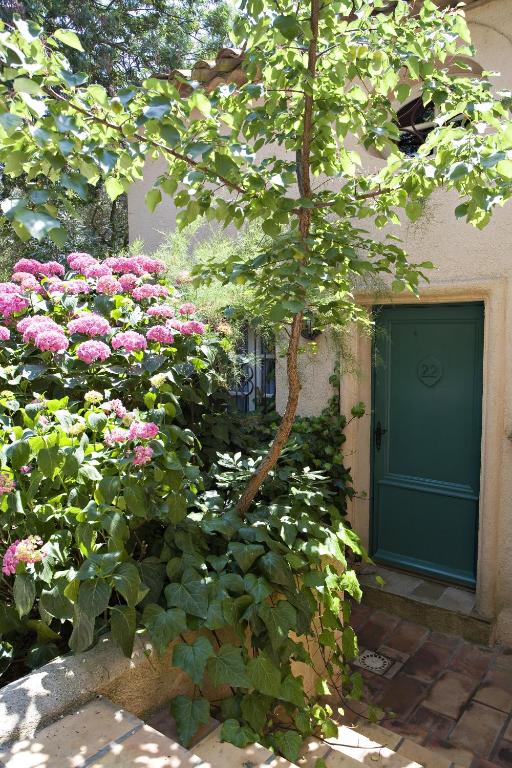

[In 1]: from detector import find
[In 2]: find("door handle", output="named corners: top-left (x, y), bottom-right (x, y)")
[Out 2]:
top-left (375, 421), bottom-right (387, 451)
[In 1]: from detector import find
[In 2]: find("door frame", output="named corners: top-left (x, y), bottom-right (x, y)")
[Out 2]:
top-left (368, 302), bottom-right (484, 587)
top-left (341, 281), bottom-right (506, 622)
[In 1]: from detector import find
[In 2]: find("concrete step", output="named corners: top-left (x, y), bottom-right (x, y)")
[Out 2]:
top-left (0, 696), bottom-right (473, 768)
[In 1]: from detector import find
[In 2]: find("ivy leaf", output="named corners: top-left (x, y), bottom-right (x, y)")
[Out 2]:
top-left (247, 653), bottom-right (281, 697)
top-left (221, 719), bottom-right (258, 749)
top-left (274, 730), bottom-right (302, 762)
top-left (77, 579), bottom-right (112, 617)
top-left (172, 637), bottom-right (214, 685)
top-left (206, 643), bottom-right (250, 688)
top-left (142, 604), bottom-right (187, 656)
top-left (170, 696), bottom-right (210, 747)
top-left (53, 28), bottom-right (85, 51)
top-left (258, 552), bottom-right (294, 588)
top-left (229, 542), bottom-right (264, 572)
top-left (240, 693), bottom-right (271, 732)
top-left (259, 601), bottom-right (297, 650)
top-left (111, 605), bottom-right (136, 657)
top-left (165, 579), bottom-right (208, 619)
top-left (280, 674), bottom-right (305, 707)
top-left (13, 573), bottom-right (36, 617)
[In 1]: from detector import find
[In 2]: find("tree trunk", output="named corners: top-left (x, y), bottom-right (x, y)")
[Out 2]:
top-left (236, 0), bottom-right (319, 516)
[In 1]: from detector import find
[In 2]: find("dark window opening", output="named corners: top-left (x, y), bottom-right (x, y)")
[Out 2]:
top-left (230, 326), bottom-right (275, 413)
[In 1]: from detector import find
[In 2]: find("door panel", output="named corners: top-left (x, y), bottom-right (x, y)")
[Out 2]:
top-left (371, 303), bottom-right (483, 587)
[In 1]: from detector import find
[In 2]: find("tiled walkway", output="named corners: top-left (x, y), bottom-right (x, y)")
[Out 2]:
top-left (350, 603), bottom-right (512, 768)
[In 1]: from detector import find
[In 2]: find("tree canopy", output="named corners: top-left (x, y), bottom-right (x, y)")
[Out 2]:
top-left (1, 0), bottom-right (512, 508)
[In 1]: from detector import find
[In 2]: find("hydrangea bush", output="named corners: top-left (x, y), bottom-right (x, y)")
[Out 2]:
top-left (0, 252), bottom-right (364, 759)
top-left (0, 250), bottom-right (226, 673)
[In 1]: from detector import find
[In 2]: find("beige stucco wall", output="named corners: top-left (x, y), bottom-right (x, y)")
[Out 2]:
top-left (128, 0), bottom-right (512, 640)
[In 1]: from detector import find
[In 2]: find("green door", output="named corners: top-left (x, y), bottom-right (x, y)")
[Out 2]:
top-left (371, 303), bottom-right (483, 587)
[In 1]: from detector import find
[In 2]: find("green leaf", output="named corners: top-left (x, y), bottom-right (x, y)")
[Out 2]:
top-left (77, 579), bottom-right (112, 617)
top-left (240, 693), bottom-right (271, 732)
top-left (16, 210), bottom-right (60, 240)
top-left (79, 463), bottom-right (102, 482)
top-left (69, 606), bottom-right (94, 653)
top-left (40, 585), bottom-right (73, 620)
top-left (146, 188), bottom-right (162, 213)
top-left (13, 77), bottom-right (42, 96)
top-left (173, 637), bottom-right (214, 685)
top-left (53, 28), bottom-right (85, 52)
top-left (405, 201), bottom-right (423, 222)
top-left (247, 653), bottom-right (281, 697)
top-left (165, 579), bottom-right (208, 619)
top-left (13, 573), bottom-right (36, 617)
top-left (0, 641), bottom-right (13, 677)
top-left (258, 552), bottom-right (294, 588)
top-left (6, 440), bottom-right (30, 470)
top-left (259, 601), bottom-right (296, 650)
top-left (112, 562), bottom-right (141, 607)
top-left (105, 177), bottom-right (125, 201)
top-left (206, 643), bottom-right (250, 688)
top-left (123, 485), bottom-right (147, 516)
top-left (170, 696), bottom-right (210, 747)
top-left (97, 476), bottom-right (121, 505)
top-left (142, 604), bottom-right (187, 656)
top-left (280, 674), bottom-right (305, 707)
top-left (221, 719), bottom-right (258, 749)
top-left (230, 542), bottom-right (264, 572)
top-left (274, 14), bottom-right (301, 40)
top-left (274, 730), bottom-right (302, 762)
top-left (111, 606), bottom-right (136, 657)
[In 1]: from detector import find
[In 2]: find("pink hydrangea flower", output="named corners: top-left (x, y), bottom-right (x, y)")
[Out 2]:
top-left (181, 320), bottom-right (205, 335)
top-left (133, 445), bottom-right (153, 466)
top-left (82, 262), bottom-right (112, 278)
top-left (0, 293), bottom-right (29, 319)
top-left (0, 282), bottom-right (21, 293)
top-left (18, 274), bottom-right (45, 295)
top-left (133, 255), bottom-right (165, 275)
top-left (146, 325), bottom-right (175, 344)
top-left (167, 318), bottom-right (184, 331)
top-left (19, 465), bottom-right (33, 474)
top-left (40, 261), bottom-right (65, 276)
top-left (76, 340), bottom-right (111, 364)
top-left (104, 255), bottom-right (165, 276)
top-left (67, 252), bottom-right (95, 270)
top-left (68, 314), bottom-right (111, 337)
top-left (111, 331), bottom-right (147, 353)
top-left (0, 326), bottom-right (10, 341)
top-left (97, 276), bottom-right (122, 296)
top-left (104, 427), bottom-right (130, 445)
top-left (179, 302), bottom-right (197, 316)
top-left (132, 284), bottom-right (169, 301)
top-left (19, 316), bottom-right (61, 343)
top-left (13, 259), bottom-right (41, 275)
top-left (12, 272), bottom-right (34, 283)
top-left (118, 274), bottom-right (139, 291)
top-left (45, 277), bottom-right (65, 294)
top-left (102, 399), bottom-right (127, 419)
top-left (0, 474), bottom-right (16, 495)
top-left (2, 536), bottom-right (45, 576)
top-left (63, 280), bottom-right (91, 295)
top-left (147, 305), bottom-right (174, 318)
top-left (128, 420), bottom-right (159, 440)
top-left (34, 329), bottom-right (69, 353)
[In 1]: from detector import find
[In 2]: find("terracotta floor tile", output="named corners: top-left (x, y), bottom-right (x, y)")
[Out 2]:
top-left (474, 669), bottom-right (512, 713)
top-left (376, 674), bottom-right (429, 719)
top-left (383, 621), bottom-right (430, 655)
top-left (403, 640), bottom-right (453, 682)
top-left (380, 717), bottom-right (429, 743)
top-left (503, 720), bottom-right (512, 742)
top-left (408, 706), bottom-right (456, 740)
top-left (495, 649), bottom-right (512, 673)
top-left (429, 631), bottom-right (463, 650)
top-left (471, 758), bottom-right (501, 767)
top-left (451, 643), bottom-right (494, 679)
top-left (450, 702), bottom-right (507, 758)
top-left (356, 611), bottom-right (400, 651)
top-left (398, 738), bottom-right (453, 768)
top-left (492, 739), bottom-right (512, 767)
top-left (423, 736), bottom-right (475, 767)
top-left (423, 671), bottom-right (477, 718)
